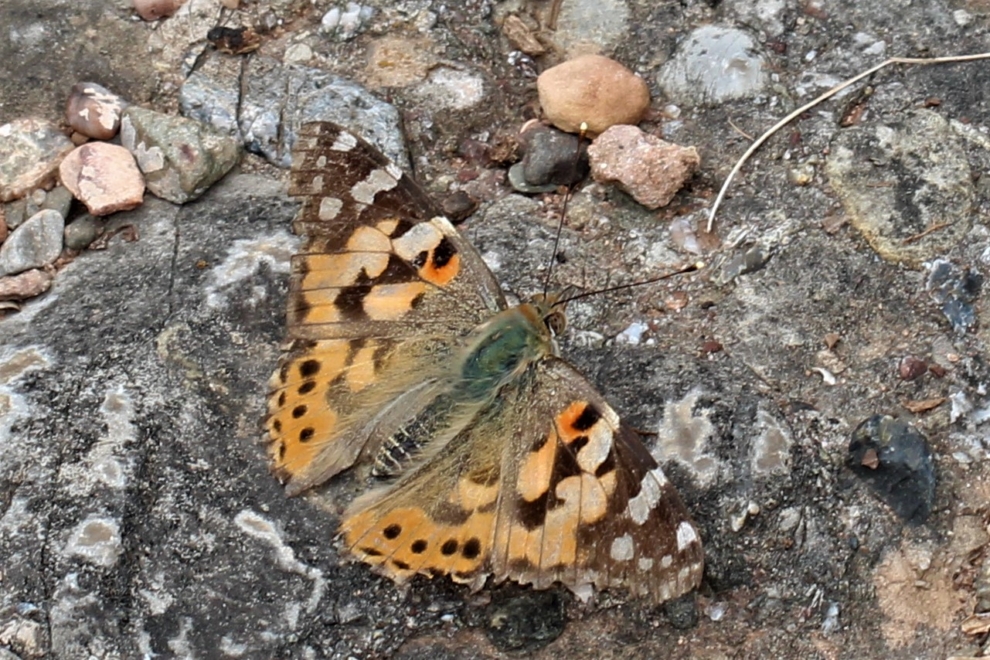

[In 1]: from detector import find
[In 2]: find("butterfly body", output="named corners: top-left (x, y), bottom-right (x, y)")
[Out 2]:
top-left (266, 122), bottom-right (704, 602)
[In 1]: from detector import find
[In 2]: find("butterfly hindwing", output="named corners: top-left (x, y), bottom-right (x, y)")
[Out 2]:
top-left (267, 123), bottom-right (505, 495)
top-left (339, 356), bottom-right (704, 602)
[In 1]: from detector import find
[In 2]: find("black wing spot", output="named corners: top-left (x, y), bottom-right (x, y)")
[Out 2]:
top-left (277, 442), bottom-right (286, 459)
top-left (441, 539), bottom-right (458, 556)
top-left (383, 524), bottom-right (402, 539)
top-left (595, 451), bottom-right (616, 478)
top-left (570, 435), bottom-right (589, 453)
top-left (389, 217), bottom-right (415, 238)
top-left (392, 559), bottom-right (410, 570)
top-left (277, 391), bottom-right (286, 407)
top-left (411, 539), bottom-right (428, 554)
top-left (359, 546), bottom-right (383, 557)
top-left (272, 419), bottom-right (282, 433)
top-left (410, 292), bottom-right (425, 309)
top-left (291, 405), bottom-right (308, 419)
top-left (298, 381), bottom-right (316, 395)
top-left (299, 428), bottom-right (315, 442)
top-left (517, 492), bottom-right (548, 530)
top-left (462, 538), bottom-right (481, 560)
top-left (572, 404), bottom-right (602, 432)
top-left (412, 250), bottom-right (428, 269)
top-left (299, 359), bottom-right (321, 378)
top-left (432, 236), bottom-right (457, 269)
top-left (334, 284), bottom-right (370, 320)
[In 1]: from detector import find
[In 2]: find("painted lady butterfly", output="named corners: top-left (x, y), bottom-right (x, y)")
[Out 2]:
top-left (265, 122), bottom-right (704, 602)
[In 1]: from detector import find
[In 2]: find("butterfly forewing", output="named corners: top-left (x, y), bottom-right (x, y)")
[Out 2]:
top-left (267, 123), bottom-right (504, 494)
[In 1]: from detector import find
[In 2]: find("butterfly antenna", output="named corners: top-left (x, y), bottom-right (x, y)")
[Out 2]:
top-left (555, 261), bottom-right (705, 307)
top-left (542, 122), bottom-right (588, 297)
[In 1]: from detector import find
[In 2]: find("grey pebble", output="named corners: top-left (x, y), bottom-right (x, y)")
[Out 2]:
top-left (41, 186), bottom-right (74, 219)
top-left (63, 214), bottom-right (105, 251)
top-left (0, 209), bottom-right (64, 276)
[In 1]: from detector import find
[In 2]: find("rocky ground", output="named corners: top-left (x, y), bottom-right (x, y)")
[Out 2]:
top-left (1, 0), bottom-right (990, 658)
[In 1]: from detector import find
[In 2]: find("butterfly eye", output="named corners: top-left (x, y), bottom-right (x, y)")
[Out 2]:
top-left (544, 309), bottom-right (567, 336)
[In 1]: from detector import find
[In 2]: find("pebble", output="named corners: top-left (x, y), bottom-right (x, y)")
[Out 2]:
top-left (64, 214), bottom-right (105, 250)
top-left (657, 25), bottom-right (768, 106)
top-left (0, 209), bottom-right (65, 277)
top-left (120, 106), bottom-right (240, 204)
top-left (898, 356), bottom-right (927, 381)
top-left (59, 143), bottom-right (145, 216)
top-left (283, 43), bottom-right (313, 64)
top-left (926, 259), bottom-right (982, 334)
top-left (133, 0), bottom-right (183, 21)
top-left (0, 118), bottom-right (75, 203)
top-left (41, 186), bottom-right (74, 219)
top-left (65, 82), bottom-right (126, 140)
top-left (826, 109), bottom-right (972, 266)
top-left (507, 163), bottom-right (557, 194)
top-left (0, 268), bottom-right (53, 301)
top-left (321, 3), bottom-right (374, 40)
top-left (847, 415), bottom-right (935, 524)
top-left (587, 124), bottom-right (699, 209)
top-left (537, 55), bottom-right (650, 135)
top-left (519, 124), bottom-right (588, 187)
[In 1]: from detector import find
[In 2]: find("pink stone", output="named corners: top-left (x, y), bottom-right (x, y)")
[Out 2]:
top-left (65, 82), bottom-right (126, 140)
top-left (588, 125), bottom-right (700, 210)
top-left (59, 143), bottom-right (145, 216)
top-left (0, 268), bottom-right (53, 301)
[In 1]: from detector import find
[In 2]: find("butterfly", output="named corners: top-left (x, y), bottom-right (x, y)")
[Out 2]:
top-left (265, 122), bottom-right (704, 602)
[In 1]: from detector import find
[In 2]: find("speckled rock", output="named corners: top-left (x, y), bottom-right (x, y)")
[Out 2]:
top-left (0, 209), bottom-right (64, 276)
top-left (120, 106), bottom-right (240, 204)
top-left (0, 118), bottom-right (74, 202)
top-left (59, 143), bottom-right (145, 216)
top-left (657, 25), bottom-right (769, 106)
top-left (588, 124), bottom-right (700, 209)
top-left (537, 55), bottom-right (650, 135)
top-left (825, 109), bottom-right (972, 267)
top-left (65, 82), bottom-right (126, 140)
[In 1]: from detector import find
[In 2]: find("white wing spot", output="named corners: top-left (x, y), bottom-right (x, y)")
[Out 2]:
top-left (386, 162), bottom-right (404, 180)
top-left (576, 423), bottom-right (612, 473)
top-left (626, 467), bottom-right (667, 525)
top-left (316, 155), bottom-right (327, 168)
top-left (610, 533), bottom-right (635, 562)
top-left (638, 556), bottom-right (654, 571)
top-left (330, 131), bottom-right (358, 152)
top-left (318, 197), bottom-right (343, 220)
top-left (351, 168), bottom-right (398, 205)
top-left (661, 554), bottom-right (673, 568)
top-left (676, 521), bottom-right (698, 551)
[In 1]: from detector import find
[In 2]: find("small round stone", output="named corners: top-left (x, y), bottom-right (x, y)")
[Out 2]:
top-left (537, 55), bottom-right (650, 135)
top-left (65, 82), bottom-right (126, 140)
top-left (0, 268), bottom-right (53, 302)
top-left (587, 124), bottom-right (700, 209)
top-left (133, 0), bottom-right (183, 21)
top-left (59, 143), bottom-right (145, 216)
top-left (63, 214), bottom-right (105, 251)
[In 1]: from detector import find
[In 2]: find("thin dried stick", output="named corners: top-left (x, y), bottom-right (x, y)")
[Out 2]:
top-left (707, 52), bottom-right (990, 232)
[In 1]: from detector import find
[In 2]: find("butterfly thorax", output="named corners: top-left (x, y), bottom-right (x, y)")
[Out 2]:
top-left (371, 302), bottom-right (559, 478)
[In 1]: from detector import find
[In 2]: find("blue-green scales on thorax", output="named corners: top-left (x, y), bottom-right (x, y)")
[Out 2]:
top-left (371, 301), bottom-right (561, 477)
